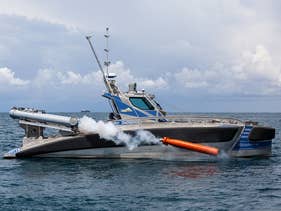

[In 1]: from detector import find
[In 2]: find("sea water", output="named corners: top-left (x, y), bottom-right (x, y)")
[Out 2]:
top-left (0, 113), bottom-right (280, 210)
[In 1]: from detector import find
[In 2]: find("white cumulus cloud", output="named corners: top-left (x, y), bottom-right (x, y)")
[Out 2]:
top-left (30, 61), bottom-right (168, 91)
top-left (174, 45), bottom-right (281, 95)
top-left (140, 77), bottom-right (167, 89)
top-left (108, 61), bottom-right (168, 90)
top-left (0, 67), bottom-right (29, 86)
top-left (33, 68), bottom-right (102, 88)
top-left (58, 71), bottom-right (82, 84)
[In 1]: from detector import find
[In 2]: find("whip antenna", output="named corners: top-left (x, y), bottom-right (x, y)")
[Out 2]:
top-left (86, 34), bottom-right (110, 92)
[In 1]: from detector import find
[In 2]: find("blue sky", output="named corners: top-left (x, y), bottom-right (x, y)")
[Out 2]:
top-left (1, 0), bottom-right (281, 112)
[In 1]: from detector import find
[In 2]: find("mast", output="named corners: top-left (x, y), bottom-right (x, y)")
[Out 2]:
top-left (86, 34), bottom-right (111, 92)
top-left (104, 27), bottom-right (110, 76)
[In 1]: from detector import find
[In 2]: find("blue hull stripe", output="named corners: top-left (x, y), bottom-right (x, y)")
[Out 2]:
top-left (233, 126), bottom-right (272, 151)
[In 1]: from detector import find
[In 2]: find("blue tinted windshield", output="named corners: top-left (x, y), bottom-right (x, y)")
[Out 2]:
top-left (129, 97), bottom-right (154, 110)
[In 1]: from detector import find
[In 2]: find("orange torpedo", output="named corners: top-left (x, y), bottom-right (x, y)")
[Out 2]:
top-left (162, 137), bottom-right (219, 156)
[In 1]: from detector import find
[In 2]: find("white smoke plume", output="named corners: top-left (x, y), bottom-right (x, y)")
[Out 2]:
top-left (78, 116), bottom-right (161, 150)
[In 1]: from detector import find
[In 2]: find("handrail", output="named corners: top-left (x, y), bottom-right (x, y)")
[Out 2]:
top-left (113, 114), bottom-right (244, 126)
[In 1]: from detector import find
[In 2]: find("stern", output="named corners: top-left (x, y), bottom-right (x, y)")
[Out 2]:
top-left (231, 125), bottom-right (275, 157)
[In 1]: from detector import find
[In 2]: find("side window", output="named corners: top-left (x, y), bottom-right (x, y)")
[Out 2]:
top-left (129, 97), bottom-right (154, 110)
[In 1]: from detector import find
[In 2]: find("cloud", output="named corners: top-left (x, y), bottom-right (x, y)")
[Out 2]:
top-left (59, 71), bottom-right (83, 84)
top-left (140, 77), bottom-right (167, 89)
top-left (29, 61), bottom-right (168, 92)
top-left (238, 45), bottom-right (279, 81)
top-left (175, 68), bottom-right (209, 88)
top-left (174, 45), bottom-right (281, 95)
top-left (1, 1), bottom-right (281, 79)
top-left (1, 51), bottom-right (281, 112)
top-left (33, 68), bottom-right (102, 88)
top-left (0, 67), bottom-right (29, 86)
top-left (107, 61), bottom-right (168, 90)
top-left (1, 1), bottom-right (281, 111)
top-left (2, 45), bottom-right (281, 97)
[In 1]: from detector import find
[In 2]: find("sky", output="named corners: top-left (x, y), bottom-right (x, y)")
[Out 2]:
top-left (1, 0), bottom-right (281, 112)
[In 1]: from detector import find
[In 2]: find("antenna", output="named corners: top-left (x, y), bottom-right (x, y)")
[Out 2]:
top-left (104, 27), bottom-right (110, 76)
top-left (86, 35), bottom-right (110, 92)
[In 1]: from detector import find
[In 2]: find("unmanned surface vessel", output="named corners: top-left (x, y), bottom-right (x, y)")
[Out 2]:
top-left (4, 29), bottom-right (275, 159)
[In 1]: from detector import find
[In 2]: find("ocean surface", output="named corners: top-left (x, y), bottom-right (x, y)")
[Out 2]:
top-left (0, 112), bottom-right (280, 210)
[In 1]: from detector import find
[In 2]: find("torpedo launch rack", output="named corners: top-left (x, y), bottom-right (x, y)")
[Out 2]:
top-left (9, 107), bottom-right (79, 138)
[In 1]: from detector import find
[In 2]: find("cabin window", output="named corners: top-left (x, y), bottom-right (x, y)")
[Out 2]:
top-left (129, 97), bottom-right (154, 110)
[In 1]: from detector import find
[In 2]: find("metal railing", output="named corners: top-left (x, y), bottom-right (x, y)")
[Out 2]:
top-left (113, 115), bottom-right (244, 126)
